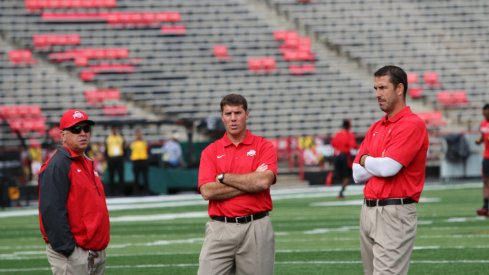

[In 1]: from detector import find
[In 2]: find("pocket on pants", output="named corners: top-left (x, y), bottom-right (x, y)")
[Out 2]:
top-left (69, 246), bottom-right (90, 273)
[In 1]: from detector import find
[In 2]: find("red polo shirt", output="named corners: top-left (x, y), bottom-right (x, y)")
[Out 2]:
top-left (354, 107), bottom-right (429, 202)
top-left (198, 130), bottom-right (278, 217)
top-left (480, 120), bottom-right (489, 159)
top-left (331, 129), bottom-right (358, 154)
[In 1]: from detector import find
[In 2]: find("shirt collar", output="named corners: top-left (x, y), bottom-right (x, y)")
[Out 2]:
top-left (381, 106), bottom-right (412, 124)
top-left (221, 130), bottom-right (253, 147)
top-left (61, 145), bottom-right (85, 159)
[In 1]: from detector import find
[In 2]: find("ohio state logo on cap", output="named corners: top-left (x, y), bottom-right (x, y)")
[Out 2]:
top-left (60, 109), bottom-right (94, 129)
top-left (72, 111), bottom-right (85, 119)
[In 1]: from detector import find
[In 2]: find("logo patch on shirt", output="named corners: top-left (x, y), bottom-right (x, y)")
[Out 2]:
top-left (77, 169), bottom-right (82, 173)
top-left (94, 171), bottom-right (99, 177)
top-left (247, 150), bottom-right (256, 157)
top-left (217, 155), bottom-right (225, 159)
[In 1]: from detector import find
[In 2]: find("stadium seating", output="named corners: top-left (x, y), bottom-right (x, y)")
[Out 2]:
top-left (436, 91), bottom-right (469, 107)
top-left (1, 0), bottom-right (488, 167)
top-left (33, 34), bottom-right (81, 48)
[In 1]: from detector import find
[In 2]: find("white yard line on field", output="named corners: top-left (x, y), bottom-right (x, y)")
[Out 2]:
top-left (0, 182), bottom-right (481, 219)
top-left (110, 211), bottom-right (208, 222)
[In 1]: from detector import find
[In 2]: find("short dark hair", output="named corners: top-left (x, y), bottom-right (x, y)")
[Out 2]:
top-left (342, 119), bottom-right (351, 130)
top-left (374, 65), bottom-right (408, 98)
top-left (220, 93), bottom-right (248, 112)
top-left (483, 104), bottom-right (489, 111)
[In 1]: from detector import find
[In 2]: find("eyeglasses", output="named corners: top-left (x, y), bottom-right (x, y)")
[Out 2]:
top-left (65, 125), bottom-right (91, 134)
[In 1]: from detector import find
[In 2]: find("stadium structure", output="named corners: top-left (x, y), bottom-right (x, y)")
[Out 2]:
top-left (1, 0), bottom-right (488, 191)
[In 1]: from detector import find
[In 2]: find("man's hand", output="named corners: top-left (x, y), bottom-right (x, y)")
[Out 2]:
top-left (256, 163), bottom-right (268, 172)
top-left (360, 154), bottom-right (369, 167)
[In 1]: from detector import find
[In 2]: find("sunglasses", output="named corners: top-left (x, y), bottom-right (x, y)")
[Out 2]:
top-left (65, 125), bottom-right (91, 134)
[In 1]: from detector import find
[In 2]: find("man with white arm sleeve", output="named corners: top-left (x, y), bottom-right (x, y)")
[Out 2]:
top-left (353, 65), bottom-right (429, 275)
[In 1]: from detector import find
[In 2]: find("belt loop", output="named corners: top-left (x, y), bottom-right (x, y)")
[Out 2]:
top-left (400, 198), bottom-right (404, 205)
top-left (224, 217), bottom-right (228, 223)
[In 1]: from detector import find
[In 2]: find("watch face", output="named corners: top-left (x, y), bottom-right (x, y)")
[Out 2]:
top-left (218, 174), bottom-right (224, 182)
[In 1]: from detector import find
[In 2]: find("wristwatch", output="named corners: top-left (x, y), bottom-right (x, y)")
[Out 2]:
top-left (217, 173), bottom-right (225, 184)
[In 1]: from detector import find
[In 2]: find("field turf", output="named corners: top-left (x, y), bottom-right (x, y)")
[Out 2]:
top-left (0, 182), bottom-right (488, 274)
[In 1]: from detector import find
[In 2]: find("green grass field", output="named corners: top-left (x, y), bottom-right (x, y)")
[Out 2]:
top-left (1, 182), bottom-right (488, 274)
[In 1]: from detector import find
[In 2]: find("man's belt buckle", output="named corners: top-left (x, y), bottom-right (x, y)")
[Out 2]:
top-left (234, 216), bottom-right (249, 224)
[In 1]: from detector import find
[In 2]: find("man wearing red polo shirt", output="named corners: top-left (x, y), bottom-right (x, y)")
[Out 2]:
top-left (198, 94), bottom-right (278, 275)
top-left (331, 119), bottom-right (358, 198)
top-left (353, 65), bottom-right (429, 275)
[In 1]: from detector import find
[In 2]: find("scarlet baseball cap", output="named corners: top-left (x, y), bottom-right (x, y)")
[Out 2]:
top-left (59, 109), bottom-right (95, 130)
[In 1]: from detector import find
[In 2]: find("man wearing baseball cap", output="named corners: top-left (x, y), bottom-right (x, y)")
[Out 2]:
top-left (38, 109), bottom-right (110, 275)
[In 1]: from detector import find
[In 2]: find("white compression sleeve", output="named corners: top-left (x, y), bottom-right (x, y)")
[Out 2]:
top-left (363, 156), bottom-right (403, 177)
top-left (352, 163), bottom-right (373, 183)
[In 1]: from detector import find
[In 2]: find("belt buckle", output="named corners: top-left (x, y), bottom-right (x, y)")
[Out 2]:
top-left (235, 216), bottom-right (247, 224)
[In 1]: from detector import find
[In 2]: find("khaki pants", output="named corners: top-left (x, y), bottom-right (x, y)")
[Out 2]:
top-left (198, 215), bottom-right (275, 275)
top-left (46, 244), bottom-right (106, 275)
top-left (360, 203), bottom-right (417, 275)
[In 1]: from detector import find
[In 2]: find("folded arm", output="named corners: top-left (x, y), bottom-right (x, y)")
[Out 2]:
top-left (352, 163), bottom-right (373, 183)
top-left (360, 155), bottom-right (403, 177)
top-left (199, 164), bottom-right (274, 201)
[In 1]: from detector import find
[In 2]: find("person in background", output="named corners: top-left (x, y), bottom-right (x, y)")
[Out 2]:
top-left (105, 125), bottom-right (125, 195)
top-left (161, 132), bottom-right (183, 169)
top-left (331, 119), bottom-right (358, 199)
top-left (130, 128), bottom-right (150, 194)
top-left (475, 103), bottom-right (489, 217)
top-left (38, 109), bottom-right (110, 275)
top-left (353, 65), bottom-right (429, 275)
top-left (197, 94), bottom-right (278, 275)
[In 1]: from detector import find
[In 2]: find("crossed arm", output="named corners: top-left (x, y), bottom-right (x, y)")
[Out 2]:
top-left (200, 164), bottom-right (275, 201)
top-left (352, 154), bottom-right (403, 183)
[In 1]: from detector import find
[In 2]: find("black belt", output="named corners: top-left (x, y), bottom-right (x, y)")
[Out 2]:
top-left (364, 197), bottom-right (416, 207)
top-left (211, 211), bottom-right (268, 224)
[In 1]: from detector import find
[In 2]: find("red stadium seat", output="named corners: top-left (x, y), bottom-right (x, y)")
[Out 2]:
top-left (423, 71), bottom-right (440, 87)
top-left (407, 72), bottom-right (418, 84)
top-left (262, 58), bottom-right (276, 71)
top-left (436, 91), bottom-right (469, 107)
top-left (84, 89), bottom-right (121, 105)
top-left (248, 58), bottom-right (262, 72)
top-left (248, 57), bottom-right (276, 73)
top-left (213, 45), bottom-right (230, 60)
top-left (103, 105), bottom-right (128, 116)
top-left (408, 87), bottom-right (424, 99)
top-left (27, 105), bottom-right (42, 117)
top-left (49, 48), bottom-right (129, 66)
top-left (26, 0), bottom-right (117, 12)
top-left (80, 64), bottom-right (134, 81)
top-left (105, 12), bottom-right (181, 26)
top-left (42, 12), bottom-right (106, 22)
top-left (289, 64), bottom-right (315, 75)
top-left (417, 111), bottom-right (447, 127)
top-left (160, 25), bottom-right (187, 35)
top-left (273, 30), bottom-right (288, 41)
top-left (0, 106), bottom-right (19, 119)
top-left (33, 34), bottom-right (81, 48)
top-left (8, 50), bottom-right (37, 65)
top-left (84, 90), bottom-right (100, 105)
top-left (8, 119), bottom-right (23, 133)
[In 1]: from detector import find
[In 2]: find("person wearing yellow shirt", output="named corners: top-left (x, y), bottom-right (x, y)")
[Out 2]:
top-left (130, 128), bottom-right (150, 194)
top-left (105, 126), bottom-right (125, 195)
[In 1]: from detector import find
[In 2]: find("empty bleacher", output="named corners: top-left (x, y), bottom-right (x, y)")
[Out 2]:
top-left (1, 0), bottom-right (488, 168)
